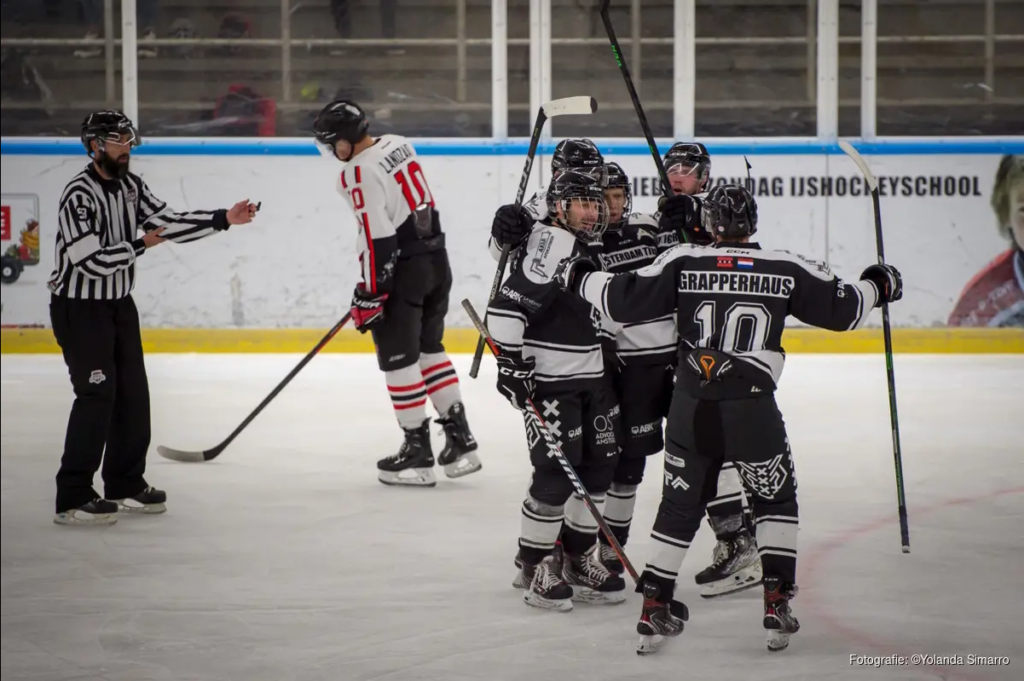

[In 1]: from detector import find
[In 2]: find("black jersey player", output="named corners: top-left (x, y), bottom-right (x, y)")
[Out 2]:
top-left (655, 142), bottom-right (765, 598)
top-left (554, 185), bottom-right (903, 652)
top-left (488, 138), bottom-right (605, 258)
top-left (587, 163), bottom-right (678, 574)
top-left (487, 169), bottom-right (626, 612)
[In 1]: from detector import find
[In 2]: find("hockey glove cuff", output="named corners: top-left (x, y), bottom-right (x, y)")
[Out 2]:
top-left (552, 254), bottom-right (599, 294)
top-left (860, 263), bottom-right (903, 306)
top-left (491, 203), bottom-right (533, 247)
top-left (495, 353), bottom-right (536, 411)
top-left (350, 284), bottom-right (389, 333)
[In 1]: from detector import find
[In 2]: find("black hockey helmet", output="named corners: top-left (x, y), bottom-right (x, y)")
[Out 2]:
top-left (701, 184), bottom-right (757, 240)
top-left (552, 138), bottom-right (604, 178)
top-left (547, 169), bottom-right (610, 243)
top-left (602, 162), bottom-right (632, 229)
top-left (313, 99), bottom-right (369, 149)
top-left (81, 110), bottom-right (138, 156)
top-left (664, 142), bottom-right (711, 189)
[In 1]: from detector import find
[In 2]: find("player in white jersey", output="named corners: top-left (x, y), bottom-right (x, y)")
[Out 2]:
top-left (314, 100), bottom-right (481, 487)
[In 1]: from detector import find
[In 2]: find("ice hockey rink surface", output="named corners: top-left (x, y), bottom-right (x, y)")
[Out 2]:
top-left (2, 353), bottom-right (1022, 681)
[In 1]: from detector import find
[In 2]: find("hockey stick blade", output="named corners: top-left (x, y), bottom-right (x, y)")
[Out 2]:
top-left (156, 444), bottom-right (221, 463)
top-left (542, 95), bottom-right (598, 117)
top-left (837, 140), bottom-right (879, 191)
top-left (156, 313), bottom-right (352, 464)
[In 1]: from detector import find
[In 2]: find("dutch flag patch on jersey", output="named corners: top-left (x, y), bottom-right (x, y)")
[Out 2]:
top-left (737, 257), bottom-right (755, 269)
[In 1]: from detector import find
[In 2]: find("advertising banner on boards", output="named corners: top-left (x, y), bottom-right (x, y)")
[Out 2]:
top-left (1, 146), bottom-right (1020, 331)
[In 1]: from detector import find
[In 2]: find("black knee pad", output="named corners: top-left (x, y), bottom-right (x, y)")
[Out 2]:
top-left (613, 454), bottom-right (648, 486)
top-left (528, 467), bottom-right (575, 507)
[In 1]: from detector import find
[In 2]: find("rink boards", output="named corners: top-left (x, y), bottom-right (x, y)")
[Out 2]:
top-left (2, 326), bottom-right (1022, 353)
top-left (2, 137), bottom-right (1022, 350)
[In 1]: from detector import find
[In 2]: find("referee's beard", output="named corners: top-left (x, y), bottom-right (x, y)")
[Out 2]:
top-left (97, 150), bottom-right (130, 180)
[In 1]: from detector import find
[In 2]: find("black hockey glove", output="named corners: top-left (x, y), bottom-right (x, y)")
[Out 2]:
top-left (860, 263), bottom-right (903, 306)
top-left (491, 204), bottom-right (533, 248)
top-left (495, 353), bottom-right (536, 411)
top-left (350, 284), bottom-right (389, 333)
top-left (657, 194), bottom-right (700, 243)
top-left (552, 253), bottom-right (599, 294)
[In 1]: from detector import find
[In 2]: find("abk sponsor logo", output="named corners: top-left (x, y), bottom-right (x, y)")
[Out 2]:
top-left (568, 425), bottom-right (583, 441)
top-left (630, 420), bottom-right (660, 437)
top-left (499, 285), bottom-right (542, 312)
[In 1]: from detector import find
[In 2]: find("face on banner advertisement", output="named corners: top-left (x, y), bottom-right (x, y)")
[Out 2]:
top-left (0, 151), bottom-right (1017, 329)
top-left (1, 194), bottom-right (41, 287)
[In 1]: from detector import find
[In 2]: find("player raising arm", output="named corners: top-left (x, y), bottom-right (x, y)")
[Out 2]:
top-left (553, 185), bottom-right (903, 653)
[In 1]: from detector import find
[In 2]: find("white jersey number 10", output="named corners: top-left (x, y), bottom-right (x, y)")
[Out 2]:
top-left (395, 160), bottom-right (434, 211)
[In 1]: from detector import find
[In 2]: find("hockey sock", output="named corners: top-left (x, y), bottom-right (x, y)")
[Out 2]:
top-left (645, 526), bottom-right (694, 586)
top-left (385, 365), bottom-right (429, 430)
top-left (419, 352), bottom-right (462, 417)
top-left (705, 464), bottom-right (745, 536)
top-left (600, 482), bottom-right (637, 546)
top-left (562, 492), bottom-right (604, 555)
top-left (754, 507), bottom-right (799, 585)
top-left (519, 496), bottom-right (565, 565)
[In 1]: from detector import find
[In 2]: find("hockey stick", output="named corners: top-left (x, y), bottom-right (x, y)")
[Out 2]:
top-left (837, 140), bottom-right (910, 554)
top-left (462, 298), bottom-right (641, 584)
top-left (157, 313), bottom-right (353, 463)
top-left (468, 95), bottom-right (599, 379)
top-left (599, 0), bottom-right (678, 222)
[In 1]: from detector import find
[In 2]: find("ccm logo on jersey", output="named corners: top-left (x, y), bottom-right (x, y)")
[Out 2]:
top-left (679, 271), bottom-right (796, 298)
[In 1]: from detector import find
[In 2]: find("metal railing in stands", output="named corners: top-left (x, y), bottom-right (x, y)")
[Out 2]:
top-left (0, 0), bottom-right (1021, 138)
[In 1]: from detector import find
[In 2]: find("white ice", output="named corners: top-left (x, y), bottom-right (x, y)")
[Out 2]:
top-left (2, 353), bottom-right (1023, 681)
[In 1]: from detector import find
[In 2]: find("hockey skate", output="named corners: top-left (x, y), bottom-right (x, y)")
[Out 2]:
top-left (597, 539), bottom-right (625, 575)
top-left (111, 486), bottom-right (167, 514)
top-left (695, 527), bottom-right (762, 598)
top-left (636, 581), bottom-right (689, 655)
top-left (520, 553), bottom-right (574, 612)
top-left (435, 402), bottom-right (482, 479)
top-left (53, 498), bottom-right (118, 526)
top-left (763, 576), bottom-right (800, 652)
top-left (562, 543), bottom-right (627, 605)
top-left (377, 419), bottom-right (436, 487)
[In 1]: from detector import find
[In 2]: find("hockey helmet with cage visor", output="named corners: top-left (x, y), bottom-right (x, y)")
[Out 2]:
top-left (601, 162), bottom-right (632, 230)
top-left (313, 100), bottom-right (369, 161)
top-left (664, 142), bottom-right (711, 195)
top-left (701, 184), bottom-right (758, 240)
top-left (546, 168), bottom-right (610, 243)
top-left (551, 138), bottom-right (604, 179)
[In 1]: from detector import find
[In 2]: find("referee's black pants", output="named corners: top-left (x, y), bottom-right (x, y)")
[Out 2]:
top-left (50, 294), bottom-right (152, 513)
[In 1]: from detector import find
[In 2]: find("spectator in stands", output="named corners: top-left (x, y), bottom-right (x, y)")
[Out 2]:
top-left (330, 0), bottom-right (402, 56)
top-left (75, 0), bottom-right (160, 59)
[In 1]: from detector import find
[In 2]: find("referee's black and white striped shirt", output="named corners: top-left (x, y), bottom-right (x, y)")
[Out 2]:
top-left (48, 164), bottom-right (230, 300)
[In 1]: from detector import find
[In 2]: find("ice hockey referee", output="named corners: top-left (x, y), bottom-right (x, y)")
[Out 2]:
top-left (49, 110), bottom-right (259, 526)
